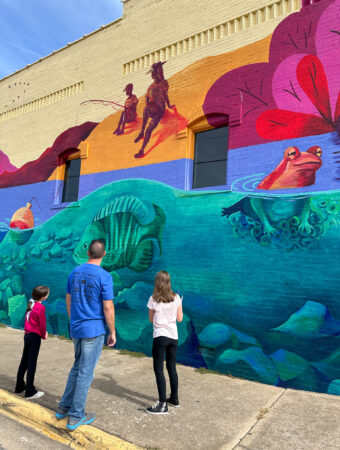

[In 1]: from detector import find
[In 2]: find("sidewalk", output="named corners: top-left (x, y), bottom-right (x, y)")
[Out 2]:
top-left (0, 326), bottom-right (339, 449)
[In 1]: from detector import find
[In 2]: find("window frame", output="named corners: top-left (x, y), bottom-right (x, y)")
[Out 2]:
top-left (61, 156), bottom-right (81, 203)
top-left (187, 115), bottom-right (229, 190)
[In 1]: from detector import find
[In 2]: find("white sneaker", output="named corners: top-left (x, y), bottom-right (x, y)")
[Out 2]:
top-left (26, 391), bottom-right (44, 400)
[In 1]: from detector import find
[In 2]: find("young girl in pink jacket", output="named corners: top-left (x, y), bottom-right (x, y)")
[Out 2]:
top-left (15, 286), bottom-right (49, 400)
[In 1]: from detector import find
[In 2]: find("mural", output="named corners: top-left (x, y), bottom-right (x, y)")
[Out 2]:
top-left (0, 1), bottom-right (340, 395)
top-left (0, 179), bottom-right (339, 394)
top-left (204, 0), bottom-right (340, 193)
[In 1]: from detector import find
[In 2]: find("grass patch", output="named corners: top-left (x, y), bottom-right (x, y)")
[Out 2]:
top-left (257, 407), bottom-right (270, 420)
top-left (119, 349), bottom-right (146, 358)
top-left (0, 323), bottom-right (7, 328)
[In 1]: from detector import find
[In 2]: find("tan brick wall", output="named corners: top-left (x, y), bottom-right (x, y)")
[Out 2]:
top-left (0, 0), bottom-right (300, 167)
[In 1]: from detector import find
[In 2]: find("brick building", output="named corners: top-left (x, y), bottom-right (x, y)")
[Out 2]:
top-left (1, 0), bottom-right (339, 395)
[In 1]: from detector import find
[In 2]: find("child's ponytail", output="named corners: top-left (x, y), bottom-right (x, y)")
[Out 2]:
top-left (26, 285), bottom-right (49, 316)
top-left (26, 299), bottom-right (34, 313)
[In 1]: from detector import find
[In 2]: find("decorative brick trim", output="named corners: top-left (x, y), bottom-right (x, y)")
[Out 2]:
top-left (123, 0), bottom-right (300, 75)
top-left (0, 81), bottom-right (84, 123)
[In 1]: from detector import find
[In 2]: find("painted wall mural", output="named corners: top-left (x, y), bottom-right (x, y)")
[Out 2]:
top-left (0, 1), bottom-right (340, 395)
top-left (0, 180), bottom-right (340, 394)
top-left (204, 0), bottom-right (340, 193)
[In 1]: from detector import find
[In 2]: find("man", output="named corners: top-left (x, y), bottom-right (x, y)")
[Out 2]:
top-left (113, 83), bottom-right (138, 135)
top-left (55, 239), bottom-right (116, 430)
top-left (134, 61), bottom-right (174, 158)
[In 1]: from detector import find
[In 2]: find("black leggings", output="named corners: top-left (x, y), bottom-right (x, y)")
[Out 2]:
top-left (152, 336), bottom-right (178, 403)
top-left (15, 333), bottom-right (41, 397)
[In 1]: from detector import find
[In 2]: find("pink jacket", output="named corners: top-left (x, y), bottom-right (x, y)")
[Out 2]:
top-left (24, 301), bottom-right (47, 339)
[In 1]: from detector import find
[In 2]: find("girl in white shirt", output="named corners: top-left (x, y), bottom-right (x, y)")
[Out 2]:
top-left (146, 270), bottom-right (183, 414)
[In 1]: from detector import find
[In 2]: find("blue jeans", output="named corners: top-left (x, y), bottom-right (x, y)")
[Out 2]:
top-left (59, 335), bottom-right (104, 419)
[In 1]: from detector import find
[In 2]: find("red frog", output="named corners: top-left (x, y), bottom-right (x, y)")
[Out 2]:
top-left (257, 146), bottom-right (322, 190)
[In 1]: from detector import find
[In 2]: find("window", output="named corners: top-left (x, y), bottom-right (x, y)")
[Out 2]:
top-left (62, 158), bottom-right (81, 202)
top-left (192, 126), bottom-right (229, 189)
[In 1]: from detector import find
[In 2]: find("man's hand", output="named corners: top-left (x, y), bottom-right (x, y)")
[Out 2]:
top-left (107, 330), bottom-right (116, 347)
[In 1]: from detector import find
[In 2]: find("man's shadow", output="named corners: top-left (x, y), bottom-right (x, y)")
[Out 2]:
top-left (92, 373), bottom-right (155, 408)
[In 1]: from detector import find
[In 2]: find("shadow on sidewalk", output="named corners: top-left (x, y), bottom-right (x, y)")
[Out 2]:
top-left (0, 373), bottom-right (60, 411)
top-left (92, 373), bottom-right (155, 408)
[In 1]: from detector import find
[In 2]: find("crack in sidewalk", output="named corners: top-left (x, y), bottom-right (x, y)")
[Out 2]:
top-left (231, 388), bottom-right (287, 450)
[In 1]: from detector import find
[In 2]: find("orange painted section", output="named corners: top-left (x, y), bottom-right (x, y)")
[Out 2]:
top-left (49, 36), bottom-right (271, 181)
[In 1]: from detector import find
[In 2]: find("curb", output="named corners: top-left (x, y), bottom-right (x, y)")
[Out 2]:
top-left (0, 388), bottom-right (140, 449)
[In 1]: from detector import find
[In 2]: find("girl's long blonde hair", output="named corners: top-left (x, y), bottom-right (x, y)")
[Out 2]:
top-left (153, 271), bottom-right (176, 303)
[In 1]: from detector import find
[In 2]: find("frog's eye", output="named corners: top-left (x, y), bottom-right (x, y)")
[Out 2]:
top-left (83, 243), bottom-right (88, 249)
top-left (307, 146), bottom-right (322, 158)
top-left (285, 146), bottom-right (300, 160)
top-left (284, 147), bottom-right (300, 161)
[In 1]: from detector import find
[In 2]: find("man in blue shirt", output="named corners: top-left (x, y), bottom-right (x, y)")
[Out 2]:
top-left (55, 239), bottom-right (116, 430)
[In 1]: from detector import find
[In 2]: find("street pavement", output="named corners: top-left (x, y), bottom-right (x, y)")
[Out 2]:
top-left (0, 326), bottom-right (339, 450)
top-left (0, 412), bottom-right (67, 449)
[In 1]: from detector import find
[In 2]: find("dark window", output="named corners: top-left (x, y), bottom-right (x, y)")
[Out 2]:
top-left (193, 126), bottom-right (228, 189)
top-left (62, 158), bottom-right (81, 202)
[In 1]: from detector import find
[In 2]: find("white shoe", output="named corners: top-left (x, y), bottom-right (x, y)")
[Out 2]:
top-left (26, 391), bottom-right (44, 400)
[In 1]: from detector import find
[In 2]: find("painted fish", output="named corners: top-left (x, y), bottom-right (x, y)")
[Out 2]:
top-left (73, 195), bottom-right (165, 273)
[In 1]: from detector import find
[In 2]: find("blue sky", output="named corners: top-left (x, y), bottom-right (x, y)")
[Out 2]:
top-left (0, 0), bottom-right (123, 79)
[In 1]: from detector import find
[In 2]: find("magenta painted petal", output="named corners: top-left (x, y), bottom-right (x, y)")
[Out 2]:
top-left (297, 55), bottom-right (332, 122)
top-left (203, 63), bottom-right (275, 149)
top-left (272, 54), bottom-right (320, 115)
top-left (315, 0), bottom-right (340, 119)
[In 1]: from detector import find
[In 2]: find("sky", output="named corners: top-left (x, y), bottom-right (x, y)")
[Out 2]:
top-left (0, 0), bottom-right (123, 79)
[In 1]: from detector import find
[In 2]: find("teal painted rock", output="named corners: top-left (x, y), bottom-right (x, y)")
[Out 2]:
top-left (312, 348), bottom-right (340, 380)
top-left (18, 247), bottom-right (26, 262)
top-left (61, 238), bottom-right (73, 248)
top-left (178, 314), bottom-right (190, 347)
top-left (0, 310), bottom-right (7, 321)
top-left (216, 347), bottom-right (278, 385)
top-left (8, 294), bottom-right (27, 328)
top-left (198, 323), bottom-right (232, 348)
top-left (272, 301), bottom-right (326, 337)
top-left (57, 228), bottom-right (72, 240)
top-left (40, 240), bottom-right (54, 250)
top-left (11, 275), bottom-right (23, 295)
top-left (232, 329), bottom-right (257, 346)
top-left (30, 246), bottom-right (42, 258)
top-left (118, 281), bottom-right (153, 308)
top-left (3, 256), bottom-right (11, 265)
top-left (5, 286), bottom-right (13, 300)
top-left (116, 309), bottom-right (151, 342)
top-left (270, 349), bottom-right (308, 381)
top-left (327, 380), bottom-right (340, 395)
top-left (198, 323), bottom-right (257, 349)
top-left (50, 243), bottom-right (62, 258)
top-left (0, 278), bottom-right (11, 291)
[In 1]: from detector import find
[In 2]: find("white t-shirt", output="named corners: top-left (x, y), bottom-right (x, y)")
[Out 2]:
top-left (147, 294), bottom-right (182, 340)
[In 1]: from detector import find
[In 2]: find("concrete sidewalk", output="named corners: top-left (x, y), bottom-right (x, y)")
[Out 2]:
top-left (0, 326), bottom-right (339, 450)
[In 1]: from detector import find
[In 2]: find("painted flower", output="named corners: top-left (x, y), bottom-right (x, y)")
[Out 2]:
top-left (256, 54), bottom-right (340, 140)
